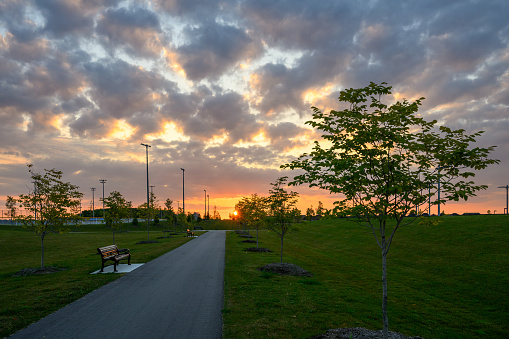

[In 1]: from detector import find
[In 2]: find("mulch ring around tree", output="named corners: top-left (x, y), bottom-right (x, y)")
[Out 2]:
top-left (308, 327), bottom-right (424, 339)
top-left (12, 267), bottom-right (68, 277)
top-left (136, 240), bottom-right (159, 244)
top-left (258, 262), bottom-right (313, 277)
top-left (238, 234), bottom-right (254, 238)
top-left (244, 247), bottom-right (272, 252)
top-left (241, 239), bottom-right (256, 243)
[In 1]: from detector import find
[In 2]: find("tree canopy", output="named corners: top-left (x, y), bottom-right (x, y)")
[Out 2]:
top-left (16, 165), bottom-right (83, 268)
top-left (282, 82), bottom-right (499, 338)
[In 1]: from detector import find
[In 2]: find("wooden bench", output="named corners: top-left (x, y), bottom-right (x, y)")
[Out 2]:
top-left (97, 245), bottom-right (131, 272)
top-left (186, 229), bottom-right (194, 237)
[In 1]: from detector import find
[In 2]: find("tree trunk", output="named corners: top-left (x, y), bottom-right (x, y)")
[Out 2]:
top-left (113, 228), bottom-right (116, 245)
top-left (256, 227), bottom-right (259, 248)
top-left (280, 234), bottom-right (284, 264)
top-left (382, 244), bottom-right (389, 339)
top-left (40, 233), bottom-right (45, 269)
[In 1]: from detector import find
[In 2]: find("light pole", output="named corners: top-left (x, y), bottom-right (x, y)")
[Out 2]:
top-left (90, 187), bottom-right (96, 218)
top-left (181, 168), bottom-right (185, 215)
top-left (141, 143), bottom-right (151, 240)
top-left (207, 194), bottom-right (210, 219)
top-left (100, 179), bottom-right (107, 221)
top-left (498, 185), bottom-right (509, 214)
top-left (204, 189), bottom-right (206, 220)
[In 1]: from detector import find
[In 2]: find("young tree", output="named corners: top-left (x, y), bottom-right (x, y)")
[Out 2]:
top-left (164, 198), bottom-right (175, 231)
top-left (235, 194), bottom-right (267, 247)
top-left (16, 165), bottom-right (83, 269)
top-left (282, 82), bottom-right (499, 338)
top-left (316, 201), bottom-right (325, 216)
top-left (266, 177), bottom-right (300, 263)
top-left (305, 205), bottom-right (315, 221)
top-left (5, 195), bottom-right (17, 230)
top-left (104, 191), bottom-right (130, 244)
top-left (212, 205), bottom-right (221, 220)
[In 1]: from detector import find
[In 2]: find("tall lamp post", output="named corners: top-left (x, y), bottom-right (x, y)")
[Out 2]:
top-left (90, 187), bottom-right (96, 218)
top-left (498, 185), bottom-right (509, 214)
top-left (181, 168), bottom-right (185, 215)
top-left (99, 179), bottom-right (107, 221)
top-left (207, 194), bottom-right (210, 219)
top-left (204, 189), bottom-right (207, 220)
top-left (141, 143), bottom-right (151, 240)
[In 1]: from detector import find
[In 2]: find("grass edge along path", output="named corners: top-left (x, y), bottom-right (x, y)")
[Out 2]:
top-left (0, 226), bottom-right (197, 337)
top-left (222, 215), bottom-right (508, 338)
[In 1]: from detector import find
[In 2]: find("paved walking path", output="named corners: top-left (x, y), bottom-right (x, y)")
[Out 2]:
top-left (10, 231), bottom-right (226, 339)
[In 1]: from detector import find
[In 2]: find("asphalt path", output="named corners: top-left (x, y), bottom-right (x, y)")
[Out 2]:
top-left (10, 231), bottom-right (226, 339)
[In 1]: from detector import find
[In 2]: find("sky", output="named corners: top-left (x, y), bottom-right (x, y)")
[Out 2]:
top-left (1, 0), bottom-right (508, 218)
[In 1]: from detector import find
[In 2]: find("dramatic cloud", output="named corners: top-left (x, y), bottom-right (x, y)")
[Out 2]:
top-left (1, 0), bottom-right (508, 215)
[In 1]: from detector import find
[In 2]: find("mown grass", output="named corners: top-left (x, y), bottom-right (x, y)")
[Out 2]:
top-left (222, 215), bottom-right (509, 338)
top-left (0, 224), bottom-right (196, 337)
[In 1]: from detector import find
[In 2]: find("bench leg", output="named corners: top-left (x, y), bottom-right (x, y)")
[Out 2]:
top-left (128, 255), bottom-right (131, 265)
top-left (100, 261), bottom-right (105, 273)
top-left (114, 261), bottom-right (118, 272)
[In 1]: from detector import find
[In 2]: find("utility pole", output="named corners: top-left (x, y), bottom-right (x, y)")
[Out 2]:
top-left (100, 179), bottom-right (107, 220)
top-left (498, 185), bottom-right (509, 214)
top-left (90, 187), bottom-right (96, 218)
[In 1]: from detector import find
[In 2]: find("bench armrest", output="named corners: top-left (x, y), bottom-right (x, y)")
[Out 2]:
top-left (118, 248), bottom-right (130, 254)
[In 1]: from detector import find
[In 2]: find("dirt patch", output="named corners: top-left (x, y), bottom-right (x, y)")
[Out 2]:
top-left (241, 240), bottom-right (257, 243)
top-left (308, 327), bottom-right (424, 339)
top-left (244, 247), bottom-right (272, 252)
top-left (238, 234), bottom-right (254, 238)
top-left (12, 267), bottom-right (68, 277)
top-left (258, 262), bottom-right (313, 277)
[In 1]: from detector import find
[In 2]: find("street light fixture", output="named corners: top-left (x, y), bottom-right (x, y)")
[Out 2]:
top-left (141, 143), bottom-right (151, 240)
top-left (181, 168), bottom-right (185, 215)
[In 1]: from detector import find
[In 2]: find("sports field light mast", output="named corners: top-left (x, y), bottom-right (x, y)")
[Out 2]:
top-left (99, 179), bottom-right (107, 220)
top-left (90, 187), bottom-right (96, 218)
top-left (498, 185), bottom-right (509, 214)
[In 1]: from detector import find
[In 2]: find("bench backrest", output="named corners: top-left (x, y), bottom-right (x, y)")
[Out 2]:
top-left (98, 245), bottom-right (119, 259)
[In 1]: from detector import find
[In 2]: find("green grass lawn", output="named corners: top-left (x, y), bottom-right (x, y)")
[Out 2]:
top-left (223, 215), bottom-right (509, 338)
top-left (0, 224), bottom-right (195, 337)
top-left (1, 216), bottom-right (508, 338)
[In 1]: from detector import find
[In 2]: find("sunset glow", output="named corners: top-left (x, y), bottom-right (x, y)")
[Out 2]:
top-left (0, 1), bottom-right (507, 217)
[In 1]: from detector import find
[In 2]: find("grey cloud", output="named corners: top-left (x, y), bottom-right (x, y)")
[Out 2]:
top-left (34, 0), bottom-right (95, 37)
top-left (182, 91), bottom-right (259, 142)
top-left (83, 59), bottom-right (174, 118)
top-left (241, 0), bottom-right (361, 51)
top-left (177, 22), bottom-right (263, 81)
top-left (96, 6), bottom-right (165, 58)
